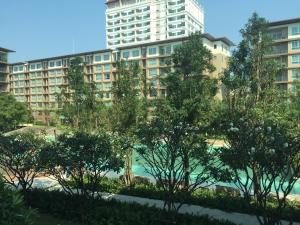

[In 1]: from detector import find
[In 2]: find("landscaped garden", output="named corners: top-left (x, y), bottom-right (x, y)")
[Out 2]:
top-left (0, 13), bottom-right (300, 225)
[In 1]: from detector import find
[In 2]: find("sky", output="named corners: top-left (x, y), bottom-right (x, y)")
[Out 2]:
top-left (1, 0), bottom-right (300, 63)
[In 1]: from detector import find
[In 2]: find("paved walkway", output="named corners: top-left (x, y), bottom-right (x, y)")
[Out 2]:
top-left (32, 177), bottom-right (300, 225)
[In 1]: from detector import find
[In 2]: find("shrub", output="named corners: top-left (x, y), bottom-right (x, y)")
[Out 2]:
top-left (0, 179), bottom-right (35, 225)
top-left (25, 189), bottom-right (236, 225)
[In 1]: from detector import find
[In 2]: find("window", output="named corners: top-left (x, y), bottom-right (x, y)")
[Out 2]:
top-left (50, 87), bottom-right (56, 93)
top-left (50, 78), bottom-right (56, 85)
top-left (49, 70), bottom-right (55, 76)
top-left (132, 50), bottom-right (140, 57)
top-left (103, 83), bottom-right (112, 90)
top-left (56, 61), bottom-right (62, 67)
top-left (292, 55), bottom-right (300, 64)
top-left (31, 80), bottom-right (36, 86)
top-left (56, 77), bottom-right (62, 84)
top-left (95, 55), bottom-right (101, 62)
top-left (49, 61), bottom-right (55, 68)
top-left (36, 80), bottom-right (42, 86)
top-left (291, 24), bottom-right (300, 35)
top-left (292, 69), bottom-right (300, 80)
top-left (122, 51), bottom-right (130, 58)
top-left (31, 88), bottom-right (36, 94)
top-left (56, 70), bottom-right (62, 75)
top-left (103, 54), bottom-right (110, 61)
top-left (19, 66), bottom-right (23, 71)
top-left (19, 74), bottom-right (25, 79)
top-left (103, 64), bottom-right (111, 71)
top-left (104, 92), bottom-right (111, 99)
top-left (95, 65), bottom-right (102, 72)
top-left (96, 74), bottom-right (102, 80)
top-left (149, 68), bottom-right (158, 77)
top-left (292, 40), bottom-right (300, 50)
top-left (30, 64), bottom-right (36, 70)
top-left (36, 63), bottom-right (42, 69)
top-left (148, 47), bottom-right (157, 55)
top-left (14, 81), bottom-right (19, 87)
top-left (147, 59), bottom-right (157, 66)
top-left (104, 73), bottom-right (110, 80)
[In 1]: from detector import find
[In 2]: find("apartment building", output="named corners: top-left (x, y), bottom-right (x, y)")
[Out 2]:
top-left (0, 47), bottom-right (14, 92)
top-left (106, 0), bottom-right (204, 48)
top-left (267, 18), bottom-right (300, 91)
top-left (9, 34), bottom-right (233, 122)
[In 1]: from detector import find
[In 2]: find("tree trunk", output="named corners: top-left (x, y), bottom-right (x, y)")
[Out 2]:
top-left (183, 149), bottom-right (190, 189)
top-left (124, 148), bottom-right (133, 186)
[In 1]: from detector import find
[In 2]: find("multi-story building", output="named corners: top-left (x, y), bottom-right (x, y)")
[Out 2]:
top-left (9, 34), bottom-right (233, 122)
top-left (0, 47), bottom-right (14, 92)
top-left (106, 0), bottom-right (204, 48)
top-left (267, 18), bottom-right (300, 91)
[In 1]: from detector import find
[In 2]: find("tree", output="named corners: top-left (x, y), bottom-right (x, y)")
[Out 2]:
top-left (0, 131), bottom-right (44, 193)
top-left (0, 93), bottom-right (31, 133)
top-left (58, 57), bottom-right (103, 131)
top-left (136, 33), bottom-right (228, 212)
top-left (110, 60), bottom-right (146, 185)
top-left (0, 178), bottom-right (35, 225)
top-left (220, 13), bottom-right (300, 225)
top-left (41, 131), bottom-right (124, 198)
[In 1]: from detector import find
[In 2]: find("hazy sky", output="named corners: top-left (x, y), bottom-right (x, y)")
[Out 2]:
top-left (1, 0), bottom-right (300, 63)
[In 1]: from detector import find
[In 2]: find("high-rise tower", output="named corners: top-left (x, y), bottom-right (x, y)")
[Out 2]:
top-left (105, 0), bottom-right (204, 48)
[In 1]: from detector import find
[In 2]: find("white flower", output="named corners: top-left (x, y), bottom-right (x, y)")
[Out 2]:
top-left (251, 147), bottom-right (255, 153)
top-left (229, 123), bottom-right (233, 127)
top-left (270, 149), bottom-right (275, 154)
top-left (283, 143), bottom-right (289, 148)
top-left (270, 136), bottom-right (275, 141)
top-left (267, 127), bottom-right (272, 132)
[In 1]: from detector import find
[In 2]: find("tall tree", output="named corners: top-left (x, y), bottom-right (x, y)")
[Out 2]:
top-left (110, 60), bottom-right (146, 185)
top-left (220, 13), bottom-right (300, 225)
top-left (136, 33), bottom-right (228, 211)
top-left (58, 57), bottom-right (102, 132)
top-left (0, 93), bottom-right (31, 133)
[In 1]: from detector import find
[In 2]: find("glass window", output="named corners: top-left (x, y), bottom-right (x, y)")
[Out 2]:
top-left (291, 25), bottom-right (300, 35)
top-left (292, 40), bottom-right (300, 50)
top-left (49, 70), bottom-right (55, 76)
top-left (19, 74), bottom-right (25, 79)
top-left (14, 81), bottom-right (19, 87)
top-left (148, 47), bottom-right (157, 55)
top-left (56, 70), bottom-right (62, 75)
top-left (18, 66), bottom-right (23, 71)
top-left (56, 61), bottom-right (62, 67)
top-left (292, 55), bottom-right (300, 64)
top-left (19, 81), bottom-right (24, 87)
top-left (31, 80), bottom-right (36, 86)
top-left (104, 73), bottom-right (110, 80)
top-left (95, 55), bottom-right (101, 62)
top-left (292, 69), bottom-right (300, 80)
top-left (30, 64), bottom-right (36, 70)
top-left (149, 68), bottom-right (158, 77)
top-left (103, 54), bottom-right (110, 61)
top-left (103, 64), bottom-right (111, 71)
top-left (147, 59), bottom-right (157, 66)
top-left (37, 95), bottom-right (43, 101)
top-left (96, 74), bottom-right (102, 80)
top-left (122, 51), bottom-right (130, 58)
top-left (50, 78), bottom-right (56, 85)
top-left (31, 88), bottom-right (36, 94)
top-left (37, 63), bottom-right (42, 69)
top-left (49, 61), bottom-right (55, 68)
top-left (50, 87), bottom-right (56, 93)
top-left (132, 50), bottom-right (140, 57)
top-left (13, 66), bottom-right (18, 72)
top-left (36, 80), bottom-right (42, 86)
top-left (95, 65), bottom-right (102, 72)
top-left (56, 77), bottom-right (62, 84)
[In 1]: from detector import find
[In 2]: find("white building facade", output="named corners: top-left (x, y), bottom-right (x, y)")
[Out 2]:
top-left (106, 0), bottom-right (204, 48)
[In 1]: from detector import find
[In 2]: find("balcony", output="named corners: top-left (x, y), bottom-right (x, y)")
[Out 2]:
top-left (268, 28), bottom-right (288, 41)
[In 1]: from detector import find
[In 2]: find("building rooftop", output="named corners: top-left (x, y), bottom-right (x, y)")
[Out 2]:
top-left (0, 47), bottom-right (15, 53)
top-left (10, 33), bottom-right (234, 65)
top-left (269, 18), bottom-right (300, 27)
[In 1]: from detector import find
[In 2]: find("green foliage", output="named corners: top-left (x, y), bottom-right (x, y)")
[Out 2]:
top-left (58, 57), bottom-right (104, 131)
top-left (136, 32), bottom-right (228, 212)
top-left (40, 131), bottom-right (124, 198)
top-left (0, 178), bottom-right (35, 225)
top-left (220, 12), bottom-right (300, 225)
top-left (0, 93), bottom-right (31, 132)
top-left (25, 189), bottom-right (236, 225)
top-left (110, 60), bottom-right (146, 185)
top-left (0, 131), bottom-right (45, 192)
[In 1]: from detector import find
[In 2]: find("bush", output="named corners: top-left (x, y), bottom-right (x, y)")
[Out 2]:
top-left (83, 178), bottom-right (300, 222)
top-left (0, 179), bottom-right (35, 225)
top-left (25, 189), bottom-right (236, 225)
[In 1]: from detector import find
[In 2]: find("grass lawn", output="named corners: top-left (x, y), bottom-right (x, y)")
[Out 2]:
top-left (34, 213), bottom-right (80, 225)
